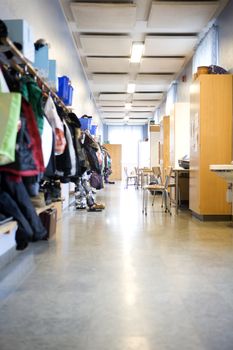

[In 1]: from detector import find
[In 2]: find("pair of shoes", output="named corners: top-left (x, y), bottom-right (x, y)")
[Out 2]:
top-left (94, 202), bottom-right (105, 210)
top-left (88, 202), bottom-right (105, 211)
top-left (76, 204), bottom-right (86, 210)
top-left (16, 241), bottom-right (28, 251)
top-left (30, 193), bottom-right (46, 208)
top-left (52, 197), bottom-right (64, 202)
top-left (32, 230), bottom-right (48, 242)
top-left (87, 207), bottom-right (102, 212)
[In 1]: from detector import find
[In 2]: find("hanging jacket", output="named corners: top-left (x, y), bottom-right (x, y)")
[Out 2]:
top-left (75, 132), bottom-right (89, 175)
top-left (1, 174), bottom-right (47, 244)
top-left (63, 120), bottom-right (76, 177)
top-left (66, 113), bottom-right (89, 176)
top-left (0, 98), bottom-right (45, 176)
top-left (0, 81), bottom-right (22, 165)
top-left (41, 116), bottom-right (53, 169)
top-left (21, 76), bottom-right (44, 135)
top-left (83, 134), bottom-right (101, 174)
top-left (0, 67), bottom-right (22, 166)
top-left (96, 143), bottom-right (103, 169)
top-left (55, 123), bottom-right (72, 178)
top-left (43, 134), bottom-right (56, 178)
top-left (44, 96), bottom-right (66, 155)
top-left (0, 190), bottom-right (33, 249)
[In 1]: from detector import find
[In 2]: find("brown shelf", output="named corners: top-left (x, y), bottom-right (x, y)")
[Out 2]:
top-left (0, 221), bottom-right (18, 235)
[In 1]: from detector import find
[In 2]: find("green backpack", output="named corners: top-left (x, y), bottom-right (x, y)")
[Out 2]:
top-left (0, 69), bottom-right (22, 165)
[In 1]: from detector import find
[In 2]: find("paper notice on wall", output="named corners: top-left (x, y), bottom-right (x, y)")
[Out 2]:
top-left (191, 113), bottom-right (199, 152)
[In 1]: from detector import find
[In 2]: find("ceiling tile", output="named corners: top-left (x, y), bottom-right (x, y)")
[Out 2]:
top-left (135, 84), bottom-right (169, 92)
top-left (71, 2), bottom-right (137, 31)
top-left (86, 57), bottom-right (130, 73)
top-left (92, 74), bottom-right (128, 84)
top-left (133, 92), bottom-right (164, 100)
top-left (144, 35), bottom-right (197, 56)
top-left (80, 35), bottom-right (132, 56)
top-left (136, 74), bottom-right (174, 84)
top-left (91, 74), bottom-right (129, 92)
top-left (132, 100), bottom-right (160, 107)
top-left (140, 57), bottom-right (185, 73)
top-left (130, 106), bottom-right (155, 112)
top-left (99, 93), bottom-right (129, 101)
top-left (102, 112), bottom-right (126, 118)
top-left (147, 1), bottom-right (219, 33)
top-left (100, 106), bottom-right (126, 112)
top-left (98, 100), bottom-right (126, 107)
top-left (129, 112), bottom-right (153, 118)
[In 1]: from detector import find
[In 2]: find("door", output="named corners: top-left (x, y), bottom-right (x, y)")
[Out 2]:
top-left (103, 144), bottom-right (122, 180)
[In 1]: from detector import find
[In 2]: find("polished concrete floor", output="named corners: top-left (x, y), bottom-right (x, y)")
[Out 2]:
top-left (1, 183), bottom-right (233, 350)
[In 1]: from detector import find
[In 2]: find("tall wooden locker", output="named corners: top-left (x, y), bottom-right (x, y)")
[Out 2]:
top-left (189, 74), bottom-right (232, 219)
top-left (103, 144), bottom-right (122, 180)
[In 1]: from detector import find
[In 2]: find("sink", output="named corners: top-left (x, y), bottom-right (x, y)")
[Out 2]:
top-left (209, 164), bottom-right (233, 182)
top-left (210, 165), bottom-right (233, 217)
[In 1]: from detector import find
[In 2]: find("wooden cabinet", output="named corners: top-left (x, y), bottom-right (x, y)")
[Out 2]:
top-left (189, 74), bottom-right (232, 219)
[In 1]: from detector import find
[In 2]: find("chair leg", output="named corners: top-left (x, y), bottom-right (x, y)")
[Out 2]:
top-left (164, 190), bottom-right (172, 215)
top-left (161, 191), bottom-right (164, 208)
top-left (168, 194), bottom-right (172, 215)
top-left (142, 188), bottom-right (145, 213)
top-left (152, 191), bottom-right (156, 206)
top-left (164, 191), bottom-right (168, 213)
top-left (145, 189), bottom-right (148, 215)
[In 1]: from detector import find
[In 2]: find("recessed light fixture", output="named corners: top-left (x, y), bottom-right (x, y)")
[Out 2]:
top-left (125, 102), bottom-right (132, 110)
top-left (127, 83), bottom-right (135, 93)
top-left (130, 42), bottom-right (144, 63)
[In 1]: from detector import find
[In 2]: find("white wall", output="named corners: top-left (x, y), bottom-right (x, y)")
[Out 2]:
top-left (170, 102), bottom-right (190, 168)
top-left (108, 125), bottom-right (143, 172)
top-left (0, 0), bottom-right (102, 132)
top-left (138, 141), bottom-right (150, 168)
top-left (150, 131), bottom-right (160, 167)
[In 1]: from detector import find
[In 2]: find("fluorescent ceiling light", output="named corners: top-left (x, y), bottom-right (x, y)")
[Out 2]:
top-left (130, 42), bottom-right (144, 63)
top-left (125, 102), bottom-right (132, 110)
top-left (127, 83), bottom-right (135, 93)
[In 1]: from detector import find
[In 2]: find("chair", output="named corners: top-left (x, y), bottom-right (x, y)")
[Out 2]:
top-left (150, 166), bottom-right (163, 205)
top-left (141, 167), bottom-right (154, 187)
top-left (124, 167), bottom-right (138, 189)
top-left (142, 166), bottom-right (173, 215)
top-left (134, 167), bottom-right (141, 188)
top-left (152, 166), bottom-right (162, 184)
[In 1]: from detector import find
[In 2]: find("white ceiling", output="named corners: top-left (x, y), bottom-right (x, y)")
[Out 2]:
top-left (60, 0), bottom-right (227, 125)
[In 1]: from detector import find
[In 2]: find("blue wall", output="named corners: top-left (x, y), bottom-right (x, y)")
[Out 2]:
top-left (161, 1), bottom-right (233, 113)
top-left (176, 60), bottom-right (193, 104)
top-left (143, 124), bottom-right (148, 140)
top-left (103, 124), bottom-right (109, 143)
top-left (217, 0), bottom-right (233, 72)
